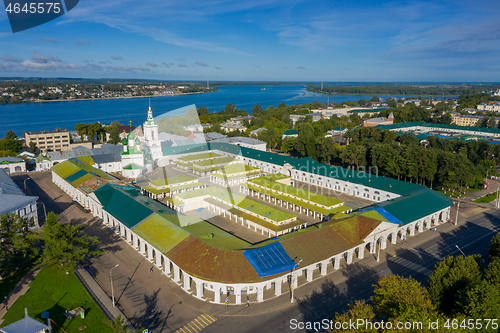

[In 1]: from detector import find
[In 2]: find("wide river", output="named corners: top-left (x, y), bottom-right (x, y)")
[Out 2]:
top-left (1, 84), bottom-right (395, 136)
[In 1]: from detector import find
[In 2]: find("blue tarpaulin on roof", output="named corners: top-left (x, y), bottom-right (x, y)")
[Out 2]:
top-left (357, 207), bottom-right (402, 225)
top-left (373, 207), bottom-right (402, 225)
top-left (243, 242), bottom-right (296, 277)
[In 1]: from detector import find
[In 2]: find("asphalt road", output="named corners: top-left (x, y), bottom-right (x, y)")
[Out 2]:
top-left (12, 172), bottom-right (500, 333)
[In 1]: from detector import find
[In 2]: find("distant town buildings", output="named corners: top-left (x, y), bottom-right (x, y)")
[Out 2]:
top-left (363, 113), bottom-right (394, 127)
top-left (289, 115), bottom-right (306, 126)
top-left (477, 102), bottom-right (500, 112)
top-left (106, 125), bottom-right (136, 141)
top-left (220, 122), bottom-right (247, 132)
top-left (449, 112), bottom-right (494, 127)
top-left (25, 129), bottom-right (71, 153)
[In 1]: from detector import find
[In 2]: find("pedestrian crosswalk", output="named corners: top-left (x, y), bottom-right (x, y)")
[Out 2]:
top-left (175, 314), bottom-right (217, 333)
top-left (388, 256), bottom-right (433, 277)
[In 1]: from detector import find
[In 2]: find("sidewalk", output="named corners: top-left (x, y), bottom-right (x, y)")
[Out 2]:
top-left (0, 267), bottom-right (41, 325)
top-left (74, 267), bottom-right (134, 330)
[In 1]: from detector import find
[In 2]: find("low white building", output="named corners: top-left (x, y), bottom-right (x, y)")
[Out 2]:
top-left (211, 137), bottom-right (266, 151)
top-left (0, 169), bottom-right (38, 228)
top-left (0, 157), bottom-right (26, 174)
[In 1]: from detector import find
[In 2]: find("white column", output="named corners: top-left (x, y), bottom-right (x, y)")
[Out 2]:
top-left (196, 281), bottom-right (204, 298)
top-left (155, 250), bottom-right (162, 267)
top-left (257, 286), bottom-right (264, 302)
top-left (163, 256), bottom-right (171, 275)
top-left (183, 274), bottom-right (190, 290)
top-left (133, 234), bottom-right (138, 248)
top-left (320, 261), bottom-right (328, 275)
top-left (306, 268), bottom-right (313, 282)
top-left (334, 256), bottom-right (340, 270)
top-left (147, 245), bottom-right (153, 261)
top-left (381, 237), bottom-right (387, 250)
top-left (346, 251), bottom-right (353, 264)
top-left (275, 280), bottom-right (282, 296)
top-left (139, 239), bottom-right (146, 254)
top-left (234, 286), bottom-right (242, 304)
top-left (391, 232), bottom-right (397, 244)
top-left (370, 241), bottom-right (376, 254)
top-left (173, 266), bottom-right (180, 282)
top-left (357, 244), bottom-right (365, 258)
top-left (214, 286), bottom-right (221, 303)
top-left (126, 229), bottom-right (132, 243)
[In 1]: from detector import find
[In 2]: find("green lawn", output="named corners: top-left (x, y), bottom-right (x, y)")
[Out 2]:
top-left (178, 152), bottom-right (221, 161)
top-left (0, 265), bottom-right (31, 300)
top-left (473, 193), bottom-right (497, 203)
top-left (465, 187), bottom-right (482, 193)
top-left (436, 189), bottom-right (467, 199)
top-left (192, 156), bottom-right (237, 167)
top-left (0, 265), bottom-right (114, 333)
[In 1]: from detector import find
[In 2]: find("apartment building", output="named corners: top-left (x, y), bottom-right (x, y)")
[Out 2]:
top-left (477, 102), bottom-right (500, 112)
top-left (449, 113), bottom-right (498, 127)
top-left (25, 129), bottom-right (71, 153)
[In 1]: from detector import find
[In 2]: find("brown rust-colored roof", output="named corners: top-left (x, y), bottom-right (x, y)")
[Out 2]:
top-left (165, 215), bottom-right (383, 283)
top-left (281, 215), bottom-right (381, 266)
top-left (166, 235), bottom-right (265, 283)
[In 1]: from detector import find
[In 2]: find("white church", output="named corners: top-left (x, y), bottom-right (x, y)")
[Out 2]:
top-left (121, 104), bottom-right (163, 179)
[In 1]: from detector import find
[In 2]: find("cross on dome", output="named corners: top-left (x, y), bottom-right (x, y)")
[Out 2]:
top-left (147, 98), bottom-right (153, 121)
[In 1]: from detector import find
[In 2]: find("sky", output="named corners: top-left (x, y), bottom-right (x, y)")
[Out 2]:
top-left (0, 0), bottom-right (499, 82)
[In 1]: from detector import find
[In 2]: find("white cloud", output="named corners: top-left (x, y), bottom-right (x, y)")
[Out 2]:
top-left (146, 62), bottom-right (158, 67)
top-left (0, 54), bottom-right (23, 63)
top-left (196, 61), bottom-right (208, 67)
top-left (31, 51), bottom-right (62, 64)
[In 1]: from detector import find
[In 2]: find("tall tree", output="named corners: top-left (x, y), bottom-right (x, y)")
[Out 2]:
top-left (108, 126), bottom-right (121, 145)
top-left (426, 255), bottom-right (483, 315)
top-left (5, 130), bottom-right (16, 140)
top-left (40, 212), bottom-right (103, 268)
top-left (0, 214), bottom-right (38, 275)
top-left (252, 104), bottom-right (264, 114)
top-left (29, 141), bottom-right (37, 153)
top-left (372, 275), bottom-right (435, 319)
top-left (489, 232), bottom-right (500, 258)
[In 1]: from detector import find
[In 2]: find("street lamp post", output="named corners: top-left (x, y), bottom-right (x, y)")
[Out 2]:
top-left (24, 177), bottom-right (30, 190)
top-left (110, 264), bottom-right (119, 307)
top-left (290, 259), bottom-right (302, 304)
top-left (454, 200), bottom-right (460, 226)
top-left (455, 245), bottom-right (466, 257)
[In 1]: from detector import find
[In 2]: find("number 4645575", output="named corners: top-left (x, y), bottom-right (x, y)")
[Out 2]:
top-left (5, 2), bottom-right (61, 14)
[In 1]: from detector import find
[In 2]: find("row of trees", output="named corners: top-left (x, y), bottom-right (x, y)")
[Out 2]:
top-left (284, 126), bottom-right (499, 190)
top-left (335, 233), bottom-right (500, 332)
top-left (306, 84), bottom-right (499, 96)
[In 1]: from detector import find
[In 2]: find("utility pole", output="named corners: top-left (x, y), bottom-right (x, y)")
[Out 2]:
top-left (110, 264), bottom-right (119, 307)
top-left (495, 187), bottom-right (500, 208)
top-left (376, 240), bottom-right (380, 262)
top-left (454, 200), bottom-right (460, 225)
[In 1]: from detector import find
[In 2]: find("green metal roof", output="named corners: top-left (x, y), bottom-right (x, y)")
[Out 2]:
top-left (373, 188), bottom-right (451, 225)
top-left (282, 129), bottom-right (298, 135)
top-left (94, 184), bottom-right (170, 229)
top-left (376, 122), bottom-right (500, 134)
